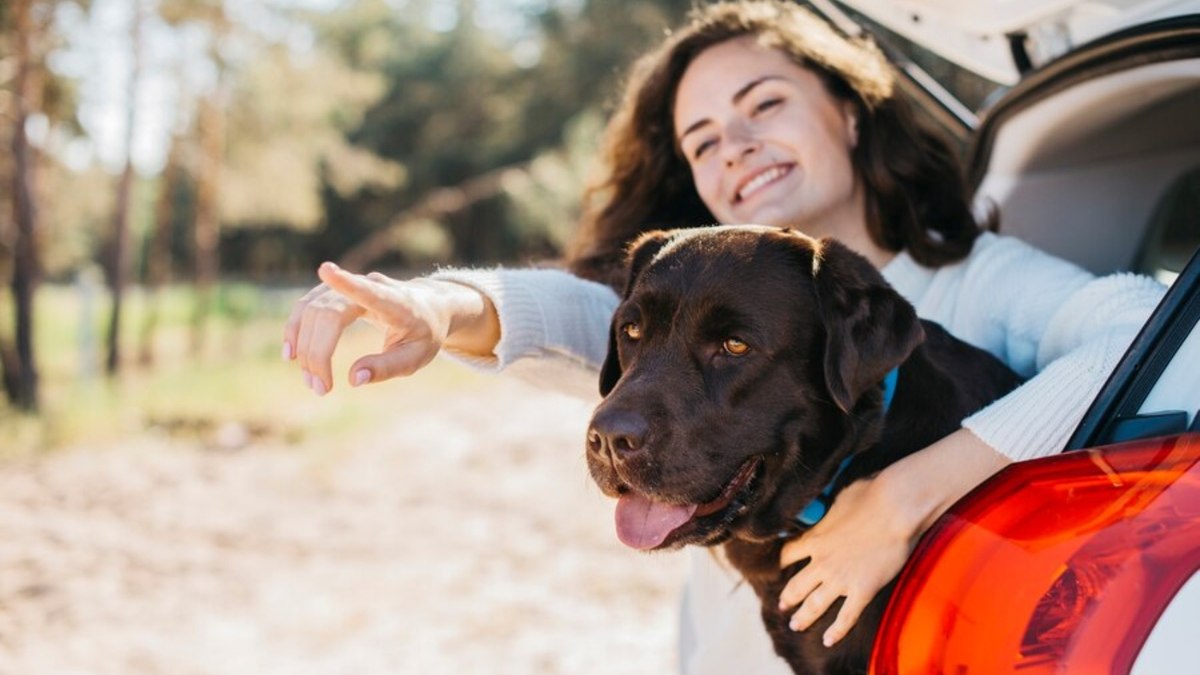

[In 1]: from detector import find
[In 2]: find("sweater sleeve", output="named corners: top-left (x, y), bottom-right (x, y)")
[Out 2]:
top-left (955, 241), bottom-right (1166, 461)
top-left (428, 267), bottom-right (620, 401)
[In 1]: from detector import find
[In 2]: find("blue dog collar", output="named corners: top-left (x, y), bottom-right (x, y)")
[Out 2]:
top-left (880, 367), bottom-right (899, 411)
top-left (792, 368), bottom-right (899, 528)
top-left (794, 455), bottom-right (853, 526)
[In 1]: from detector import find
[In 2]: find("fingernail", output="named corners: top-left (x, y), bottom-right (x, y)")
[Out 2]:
top-left (303, 370), bottom-right (313, 389)
top-left (353, 369), bottom-right (371, 387)
top-left (282, 342), bottom-right (293, 361)
top-left (822, 632), bottom-right (834, 647)
top-left (312, 378), bottom-right (327, 396)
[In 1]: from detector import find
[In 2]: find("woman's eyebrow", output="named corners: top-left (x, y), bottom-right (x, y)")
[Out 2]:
top-left (677, 75), bottom-right (786, 143)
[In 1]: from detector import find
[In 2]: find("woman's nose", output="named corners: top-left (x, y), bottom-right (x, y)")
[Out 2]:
top-left (721, 122), bottom-right (760, 166)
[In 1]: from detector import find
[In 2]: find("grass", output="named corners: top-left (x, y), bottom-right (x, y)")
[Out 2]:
top-left (0, 281), bottom-right (481, 458)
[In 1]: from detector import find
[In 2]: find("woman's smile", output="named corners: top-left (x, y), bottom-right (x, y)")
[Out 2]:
top-left (735, 163), bottom-right (796, 204)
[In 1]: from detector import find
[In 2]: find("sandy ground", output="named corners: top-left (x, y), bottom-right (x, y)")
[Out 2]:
top-left (0, 373), bottom-right (687, 675)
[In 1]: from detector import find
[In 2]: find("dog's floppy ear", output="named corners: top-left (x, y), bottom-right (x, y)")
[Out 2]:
top-left (599, 230), bottom-right (673, 396)
top-left (806, 236), bottom-right (924, 413)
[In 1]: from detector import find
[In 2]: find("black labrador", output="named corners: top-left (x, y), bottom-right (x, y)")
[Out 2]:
top-left (585, 226), bottom-right (1022, 674)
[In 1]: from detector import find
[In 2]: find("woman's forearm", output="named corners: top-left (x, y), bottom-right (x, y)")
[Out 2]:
top-left (431, 267), bottom-right (620, 371)
top-left (879, 427), bottom-right (1011, 536)
top-left (436, 280), bottom-right (502, 358)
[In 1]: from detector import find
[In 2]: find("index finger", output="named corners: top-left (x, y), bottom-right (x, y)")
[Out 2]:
top-left (317, 262), bottom-right (390, 310)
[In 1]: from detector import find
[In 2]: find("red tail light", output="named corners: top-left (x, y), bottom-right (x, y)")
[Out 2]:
top-left (871, 433), bottom-right (1200, 674)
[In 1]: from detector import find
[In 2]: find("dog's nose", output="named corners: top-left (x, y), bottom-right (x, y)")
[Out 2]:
top-left (587, 409), bottom-right (649, 461)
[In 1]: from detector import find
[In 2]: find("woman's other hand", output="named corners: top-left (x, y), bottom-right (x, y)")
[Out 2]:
top-left (282, 262), bottom-right (499, 395)
top-left (777, 428), bottom-right (1010, 647)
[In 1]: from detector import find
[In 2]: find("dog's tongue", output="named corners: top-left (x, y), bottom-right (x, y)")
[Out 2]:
top-left (615, 494), bottom-right (698, 550)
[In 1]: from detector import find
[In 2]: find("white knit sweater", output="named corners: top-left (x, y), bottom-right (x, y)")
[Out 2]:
top-left (431, 231), bottom-right (1165, 674)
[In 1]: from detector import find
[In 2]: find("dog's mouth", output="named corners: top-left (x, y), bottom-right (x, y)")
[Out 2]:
top-left (613, 455), bottom-right (764, 551)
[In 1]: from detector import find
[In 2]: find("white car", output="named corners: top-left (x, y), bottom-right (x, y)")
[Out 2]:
top-left (812, 1), bottom-right (1200, 672)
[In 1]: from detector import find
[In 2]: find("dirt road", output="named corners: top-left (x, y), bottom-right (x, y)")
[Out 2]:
top-left (0, 372), bottom-right (686, 674)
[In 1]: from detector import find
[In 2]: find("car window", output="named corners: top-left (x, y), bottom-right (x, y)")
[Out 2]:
top-left (1136, 166), bottom-right (1200, 286)
top-left (1068, 244), bottom-right (1200, 449)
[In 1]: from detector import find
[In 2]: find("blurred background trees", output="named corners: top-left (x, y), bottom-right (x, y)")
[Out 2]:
top-left (0, 0), bottom-right (694, 420)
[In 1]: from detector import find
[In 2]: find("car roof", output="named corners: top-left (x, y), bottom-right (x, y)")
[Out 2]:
top-left (834, 0), bottom-right (1200, 84)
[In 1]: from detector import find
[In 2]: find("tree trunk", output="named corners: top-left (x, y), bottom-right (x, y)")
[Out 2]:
top-left (191, 92), bottom-right (224, 357)
top-left (106, 0), bottom-right (144, 375)
top-left (8, 0), bottom-right (42, 411)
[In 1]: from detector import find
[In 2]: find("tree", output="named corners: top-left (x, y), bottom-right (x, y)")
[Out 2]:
top-left (315, 0), bottom-right (695, 269)
top-left (4, 0), bottom-right (46, 410)
top-left (104, 0), bottom-right (145, 375)
top-left (158, 0), bottom-right (232, 355)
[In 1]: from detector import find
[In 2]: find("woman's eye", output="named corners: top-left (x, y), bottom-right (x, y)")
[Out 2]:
top-left (692, 139), bottom-right (716, 160)
top-left (622, 322), bottom-right (643, 340)
top-left (752, 97), bottom-right (782, 115)
top-left (722, 337), bottom-right (750, 356)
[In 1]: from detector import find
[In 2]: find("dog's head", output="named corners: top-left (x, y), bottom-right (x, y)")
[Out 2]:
top-left (586, 226), bottom-right (924, 550)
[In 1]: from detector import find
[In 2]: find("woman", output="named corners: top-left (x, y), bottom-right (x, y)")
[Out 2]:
top-left (284, 2), bottom-right (1163, 672)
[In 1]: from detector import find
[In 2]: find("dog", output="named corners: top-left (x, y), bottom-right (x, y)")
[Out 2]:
top-left (585, 225), bottom-right (1022, 674)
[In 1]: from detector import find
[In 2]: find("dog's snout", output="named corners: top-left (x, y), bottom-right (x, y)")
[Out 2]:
top-left (588, 409), bottom-right (649, 461)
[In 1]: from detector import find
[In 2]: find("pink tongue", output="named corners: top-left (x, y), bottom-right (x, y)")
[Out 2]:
top-left (615, 494), bottom-right (698, 550)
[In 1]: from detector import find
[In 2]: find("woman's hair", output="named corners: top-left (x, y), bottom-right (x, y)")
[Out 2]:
top-left (567, 0), bottom-right (984, 289)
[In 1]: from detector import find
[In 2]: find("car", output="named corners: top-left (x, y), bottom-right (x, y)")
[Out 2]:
top-left (805, 1), bottom-right (1200, 672)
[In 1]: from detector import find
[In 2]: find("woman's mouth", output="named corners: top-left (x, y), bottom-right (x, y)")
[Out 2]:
top-left (735, 164), bottom-right (793, 203)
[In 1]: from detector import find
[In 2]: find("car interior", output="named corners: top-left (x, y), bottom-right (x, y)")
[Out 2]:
top-left (972, 54), bottom-right (1200, 283)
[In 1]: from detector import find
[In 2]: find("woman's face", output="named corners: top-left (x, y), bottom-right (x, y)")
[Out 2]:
top-left (673, 37), bottom-right (862, 235)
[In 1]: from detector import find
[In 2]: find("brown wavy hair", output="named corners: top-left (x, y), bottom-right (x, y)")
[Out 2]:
top-left (567, 0), bottom-right (984, 289)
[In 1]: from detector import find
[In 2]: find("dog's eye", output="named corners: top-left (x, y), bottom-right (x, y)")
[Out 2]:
top-left (723, 338), bottom-right (750, 356)
top-left (622, 322), bottom-right (643, 340)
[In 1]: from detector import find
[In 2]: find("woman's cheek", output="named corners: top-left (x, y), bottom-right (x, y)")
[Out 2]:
top-left (691, 163), bottom-right (726, 219)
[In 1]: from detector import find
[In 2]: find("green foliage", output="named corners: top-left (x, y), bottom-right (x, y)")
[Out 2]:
top-left (221, 42), bottom-right (402, 231)
top-left (315, 0), bottom-right (694, 267)
top-left (24, 0), bottom-right (700, 281)
top-left (0, 0), bottom-right (702, 419)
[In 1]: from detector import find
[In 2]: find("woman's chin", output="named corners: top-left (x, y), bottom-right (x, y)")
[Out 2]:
top-left (731, 204), bottom-right (805, 230)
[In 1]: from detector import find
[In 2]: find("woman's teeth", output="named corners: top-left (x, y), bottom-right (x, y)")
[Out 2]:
top-left (738, 166), bottom-right (789, 201)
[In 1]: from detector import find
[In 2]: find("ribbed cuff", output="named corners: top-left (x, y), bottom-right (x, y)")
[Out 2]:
top-left (964, 342), bottom-right (1113, 461)
top-left (428, 267), bottom-right (618, 376)
top-left (429, 267), bottom-right (549, 371)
